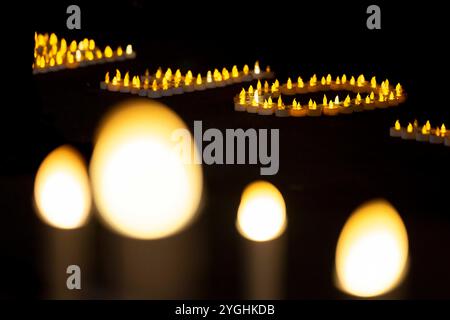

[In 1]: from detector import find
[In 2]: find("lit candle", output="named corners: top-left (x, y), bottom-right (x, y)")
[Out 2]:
top-left (130, 75), bottom-right (141, 94)
top-left (330, 76), bottom-right (341, 90)
top-left (161, 77), bottom-right (173, 96)
top-left (280, 77), bottom-right (296, 95)
top-left (235, 88), bottom-right (248, 111)
top-left (289, 98), bottom-right (307, 117)
top-left (125, 44), bottom-right (136, 59)
top-left (107, 69), bottom-right (122, 92)
top-left (308, 74), bottom-right (318, 92)
top-left (139, 78), bottom-right (150, 96)
top-left (236, 181), bottom-right (287, 299)
top-left (258, 97), bottom-right (275, 116)
top-left (100, 71), bottom-right (110, 90)
top-left (296, 76), bottom-right (306, 94)
top-left (231, 65), bottom-right (241, 83)
top-left (222, 67), bottom-right (232, 85)
top-left (205, 70), bottom-right (215, 89)
top-left (353, 93), bottom-right (364, 112)
top-left (415, 122), bottom-right (430, 142)
top-left (401, 123), bottom-right (416, 140)
top-left (275, 96), bottom-right (289, 117)
top-left (389, 120), bottom-right (402, 137)
top-left (252, 61), bottom-right (262, 79)
top-left (262, 65), bottom-right (275, 79)
top-left (148, 79), bottom-right (162, 98)
top-left (247, 90), bottom-right (260, 113)
top-left (183, 70), bottom-right (195, 92)
top-left (429, 126), bottom-right (444, 144)
top-left (242, 64), bottom-right (253, 82)
top-left (323, 95), bottom-right (340, 116)
top-left (307, 99), bottom-right (321, 116)
top-left (120, 72), bottom-right (131, 93)
top-left (213, 68), bottom-right (226, 87)
top-left (104, 46), bottom-right (114, 61)
top-left (363, 93), bottom-right (375, 110)
top-left (339, 94), bottom-right (353, 114)
top-left (194, 73), bottom-right (206, 91)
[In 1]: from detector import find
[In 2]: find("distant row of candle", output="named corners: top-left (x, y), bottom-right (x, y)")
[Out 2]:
top-left (390, 120), bottom-right (449, 146)
top-left (233, 76), bottom-right (405, 117)
top-left (33, 32), bottom-right (135, 74)
top-left (99, 61), bottom-right (274, 97)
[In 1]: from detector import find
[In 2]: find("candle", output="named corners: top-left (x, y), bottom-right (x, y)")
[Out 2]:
top-left (275, 96), bottom-right (289, 117)
top-left (139, 78), bottom-right (150, 96)
top-left (280, 77), bottom-right (296, 95)
top-left (236, 181), bottom-right (287, 299)
top-left (205, 70), bottom-right (215, 89)
top-left (183, 70), bottom-right (195, 92)
top-left (161, 77), bottom-right (173, 96)
top-left (130, 76), bottom-right (141, 94)
top-left (330, 76), bottom-right (341, 90)
top-left (247, 90), bottom-right (260, 113)
top-left (234, 88), bottom-right (247, 111)
top-left (120, 72), bottom-right (131, 93)
top-left (307, 99), bottom-right (321, 116)
top-left (222, 68), bottom-right (232, 85)
top-left (252, 60), bottom-right (262, 79)
top-left (289, 98), bottom-right (307, 117)
top-left (389, 120), bottom-right (402, 137)
top-left (231, 65), bottom-right (241, 83)
top-left (125, 44), bottom-right (136, 59)
top-left (415, 123), bottom-right (430, 142)
top-left (100, 72), bottom-right (109, 89)
top-left (258, 97), bottom-right (275, 115)
top-left (295, 76), bottom-right (307, 94)
top-left (107, 70), bottom-right (122, 91)
top-left (308, 74), bottom-right (319, 92)
top-left (401, 123), bottom-right (416, 140)
top-left (323, 95), bottom-right (340, 116)
top-left (194, 73), bottom-right (206, 91)
top-left (339, 95), bottom-right (353, 114)
top-left (242, 64), bottom-right (253, 82)
top-left (363, 93), bottom-right (375, 110)
top-left (429, 127), bottom-right (444, 144)
top-left (353, 93), bottom-right (364, 112)
top-left (148, 80), bottom-right (162, 98)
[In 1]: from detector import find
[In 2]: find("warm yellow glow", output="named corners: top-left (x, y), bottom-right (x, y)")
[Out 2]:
top-left (248, 85), bottom-right (254, 96)
top-left (165, 68), bottom-right (173, 81)
top-left (69, 40), bottom-right (77, 52)
top-left (257, 80), bottom-right (262, 92)
top-left (49, 57), bottom-right (55, 67)
top-left (175, 69), bottom-right (182, 81)
top-left (75, 50), bottom-right (82, 62)
top-left (370, 91), bottom-right (375, 100)
top-left (264, 81), bottom-right (269, 93)
top-left (232, 65), bottom-right (239, 78)
top-left (274, 79), bottom-right (280, 88)
top-left (357, 74), bottom-right (365, 87)
top-left (112, 77), bottom-right (118, 86)
top-left (326, 74), bottom-right (332, 85)
top-left (396, 83), bottom-right (402, 97)
top-left (116, 46), bottom-right (123, 57)
top-left (407, 123), bottom-right (413, 133)
top-left (365, 95), bottom-right (371, 104)
top-left (334, 95), bottom-right (340, 105)
top-left (266, 66), bottom-right (271, 73)
top-left (104, 46), bottom-right (113, 58)
top-left (236, 181), bottom-right (287, 242)
top-left (196, 73), bottom-right (202, 85)
top-left (49, 33), bottom-right (57, 45)
top-left (344, 95), bottom-right (350, 107)
top-left (152, 80), bottom-right (158, 91)
top-left (222, 68), bottom-right (230, 80)
top-left (90, 100), bottom-right (203, 240)
top-left (389, 91), bottom-right (395, 101)
top-left (350, 76), bottom-right (355, 86)
top-left (123, 72), bottom-right (130, 87)
top-left (156, 67), bottom-right (162, 79)
top-left (89, 39), bottom-right (95, 51)
top-left (435, 127), bottom-right (441, 137)
top-left (67, 52), bottom-right (74, 64)
top-left (328, 100), bottom-right (334, 108)
top-left (239, 88), bottom-right (246, 98)
top-left (308, 98), bottom-right (313, 109)
top-left (95, 49), bottom-right (102, 59)
top-left (277, 96), bottom-right (283, 108)
top-left (268, 96), bottom-right (273, 106)
top-left (126, 44), bottom-right (133, 55)
top-left (243, 64), bottom-right (249, 75)
top-left (254, 61), bottom-right (260, 74)
top-left (379, 93), bottom-right (385, 102)
top-left (56, 53), bottom-right (63, 65)
top-left (371, 76), bottom-right (377, 88)
top-left (321, 76), bottom-right (326, 85)
top-left (425, 120), bottom-right (431, 132)
top-left (132, 76), bottom-right (140, 89)
top-left (252, 90), bottom-right (259, 107)
top-left (414, 120), bottom-right (418, 128)
top-left (105, 72), bottom-right (110, 84)
top-left (162, 77), bottom-right (169, 90)
top-left (336, 76), bottom-right (341, 85)
top-left (143, 78), bottom-right (149, 89)
top-left (297, 76), bottom-right (304, 88)
top-left (207, 70), bottom-right (213, 83)
top-left (323, 94), bottom-right (327, 106)
top-left (34, 145), bottom-right (91, 229)
top-left (441, 124), bottom-right (447, 135)
top-left (342, 74), bottom-right (347, 84)
top-left (395, 120), bottom-right (401, 131)
top-left (287, 78), bottom-right (292, 89)
top-left (335, 199), bottom-right (409, 298)
top-left (355, 93), bottom-right (362, 105)
top-left (421, 125), bottom-right (428, 135)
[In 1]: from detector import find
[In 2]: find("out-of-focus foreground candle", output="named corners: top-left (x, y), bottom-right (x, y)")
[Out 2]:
top-left (335, 199), bottom-right (409, 298)
top-left (236, 181), bottom-right (287, 299)
top-left (34, 145), bottom-right (92, 298)
top-left (90, 99), bottom-right (203, 240)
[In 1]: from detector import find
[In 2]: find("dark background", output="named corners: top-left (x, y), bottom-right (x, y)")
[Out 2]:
top-left (1, 1), bottom-right (449, 299)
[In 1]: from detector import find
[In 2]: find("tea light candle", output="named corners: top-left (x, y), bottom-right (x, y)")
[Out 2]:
top-left (194, 73), bottom-right (206, 91)
top-left (295, 76), bottom-right (307, 94)
top-left (148, 80), bottom-right (162, 98)
top-left (289, 99), bottom-right (307, 117)
top-left (353, 93), bottom-right (364, 112)
top-left (100, 72), bottom-right (109, 90)
top-left (130, 76), bottom-right (141, 94)
top-left (252, 61), bottom-right (262, 79)
top-left (330, 76), bottom-right (341, 90)
top-left (115, 46), bottom-right (126, 61)
top-left (242, 64), bottom-right (253, 82)
top-left (389, 120), bottom-right (402, 137)
top-left (275, 96), bottom-right (289, 117)
top-left (125, 44), bottom-right (136, 59)
top-left (205, 71), bottom-right (216, 89)
top-left (262, 65), bottom-right (275, 79)
top-left (280, 78), bottom-right (296, 95)
top-left (161, 78), bottom-right (173, 96)
top-left (307, 99), bottom-right (321, 117)
top-left (429, 127), bottom-right (444, 144)
top-left (363, 94), bottom-right (375, 110)
top-left (258, 98), bottom-right (275, 115)
top-left (401, 123), bottom-right (416, 140)
top-left (247, 90), bottom-right (260, 113)
top-left (308, 74), bottom-right (319, 92)
top-left (231, 65), bottom-right (241, 83)
top-left (416, 125), bottom-right (430, 142)
top-left (139, 78), bottom-right (150, 96)
top-left (120, 72), bottom-right (131, 93)
top-left (222, 68), bottom-right (232, 85)
top-left (339, 95), bottom-right (353, 114)
top-left (235, 88), bottom-right (248, 112)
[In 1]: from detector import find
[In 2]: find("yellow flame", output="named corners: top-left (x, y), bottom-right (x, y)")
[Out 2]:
top-left (336, 76), bottom-right (341, 85)
top-left (441, 124), bottom-right (447, 135)
top-left (143, 78), bottom-right (149, 89)
top-left (243, 64), bottom-right (249, 75)
top-left (435, 127), bottom-right (441, 137)
top-left (222, 68), bottom-right (230, 80)
top-left (175, 69), bottom-right (182, 81)
top-left (133, 76), bottom-right (140, 89)
top-left (115, 69), bottom-right (121, 82)
top-left (252, 90), bottom-right (259, 107)
top-left (308, 98), bottom-right (313, 108)
top-left (165, 68), bottom-right (173, 81)
top-left (292, 98), bottom-right (297, 108)
top-left (248, 85), bottom-right (254, 96)
top-left (123, 72), bottom-right (130, 87)
top-left (49, 33), bottom-right (57, 45)
top-left (207, 70), bottom-right (212, 83)
top-left (152, 80), bottom-right (158, 91)
top-left (287, 78), bottom-right (292, 90)
top-left (90, 100), bottom-right (203, 240)
top-left (236, 181), bottom-right (287, 242)
top-left (95, 49), bottom-right (102, 59)
top-left (105, 72), bottom-right (110, 84)
top-left (425, 120), bottom-right (431, 132)
top-left (321, 76), bottom-right (326, 85)
top-left (379, 94), bottom-right (385, 102)
top-left (297, 76), bottom-right (304, 88)
top-left (365, 95), bottom-right (371, 104)
top-left (254, 61), bottom-right (260, 74)
top-left (264, 81), bottom-right (269, 93)
top-left (407, 123), bottom-right (413, 133)
top-left (69, 40), bottom-right (77, 52)
top-left (116, 46), bottom-right (123, 56)
top-left (105, 46), bottom-right (113, 58)
top-left (421, 125), bottom-right (428, 135)
top-left (370, 91), bottom-right (375, 100)
top-left (126, 44), bottom-right (133, 55)
top-left (112, 77), bottom-right (118, 86)
top-left (357, 74), bottom-right (365, 87)
top-left (278, 96), bottom-right (283, 108)
top-left (257, 80), bottom-right (262, 91)
top-left (371, 76), bottom-right (377, 88)
top-left (268, 96), bottom-right (273, 106)
top-left (355, 93), bottom-right (362, 105)
top-left (389, 91), bottom-right (395, 101)
top-left (232, 65), bottom-right (239, 78)
top-left (395, 120), bottom-right (401, 131)
top-left (335, 199), bottom-right (408, 298)
top-left (350, 76), bottom-right (355, 86)
top-left (326, 74), bottom-right (332, 85)
top-left (89, 39), bottom-right (95, 51)
top-left (75, 50), bottom-right (82, 62)
top-left (195, 73), bottom-right (202, 85)
top-left (34, 145), bottom-right (91, 229)
top-left (344, 95), bottom-right (350, 107)
top-left (323, 94), bottom-right (327, 106)
top-left (342, 74), bottom-right (347, 84)
top-left (156, 67), bottom-right (162, 79)
top-left (396, 83), bottom-right (403, 97)
top-left (334, 95), bottom-right (340, 105)
top-left (162, 77), bottom-right (169, 90)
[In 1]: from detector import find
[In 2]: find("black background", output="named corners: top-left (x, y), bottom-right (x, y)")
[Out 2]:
top-left (1, 1), bottom-right (449, 300)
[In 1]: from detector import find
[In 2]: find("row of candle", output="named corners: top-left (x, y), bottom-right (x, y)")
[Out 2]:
top-left (33, 32), bottom-right (135, 74)
top-left (390, 120), bottom-right (449, 146)
top-left (99, 61), bottom-right (274, 97)
top-left (233, 77), bottom-right (405, 117)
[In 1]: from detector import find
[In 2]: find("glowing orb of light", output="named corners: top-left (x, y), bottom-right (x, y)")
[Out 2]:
top-left (90, 99), bottom-right (203, 240)
top-left (335, 199), bottom-right (409, 298)
top-left (34, 145), bottom-right (91, 229)
top-left (236, 181), bottom-right (287, 242)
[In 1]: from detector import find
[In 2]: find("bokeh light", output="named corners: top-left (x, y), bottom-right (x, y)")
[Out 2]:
top-left (90, 99), bottom-right (203, 239)
top-left (335, 199), bottom-right (409, 297)
top-left (34, 145), bottom-right (91, 229)
top-left (236, 181), bottom-right (287, 242)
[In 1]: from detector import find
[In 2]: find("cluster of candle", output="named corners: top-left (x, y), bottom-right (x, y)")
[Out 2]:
top-left (33, 32), bottom-right (135, 74)
top-left (390, 120), bottom-right (449, 146)
top-left (99, 61), bottom-right (274, 97)
top-left (234, 74), bottom-right (405, 117)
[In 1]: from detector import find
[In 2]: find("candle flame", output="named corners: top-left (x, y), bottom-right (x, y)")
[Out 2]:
top-left (344, 95), bottom-right (351, 107)
top-left (126, 44), bottom-right (133, 55)
top-left (105, 46), bottom-right (113, 58)
top-left (232, 65), bottom-right (239, 78)
top-left (395, 120), bottom-right (401, 131)
top-left (335, 199), bottom-right (409, 297)
top-left (254, 61), bottom-right (260, 74)
top-left (407, 123), bottom-right (413, 133)
top-left (123, 72), bottom-right (130, 87)
top-left (243, 64), bottom-right (249, 75)
top-left (105, 72), bottom-right (110, 84)
top-left (287, 78), bottom-right (292, 90)
top-left (196, 73), bottom-right (202, 85)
